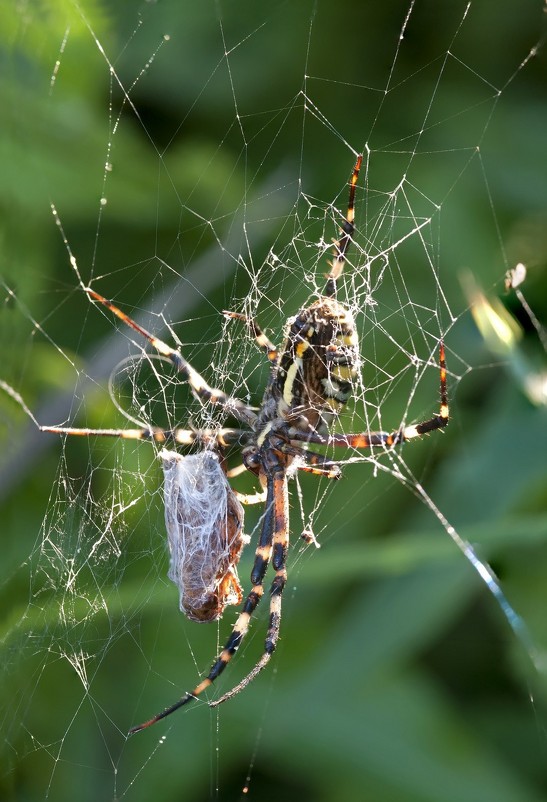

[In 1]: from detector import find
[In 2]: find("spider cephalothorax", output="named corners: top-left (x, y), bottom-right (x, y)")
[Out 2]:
top-left (38, 154), bottom-right (448, 733)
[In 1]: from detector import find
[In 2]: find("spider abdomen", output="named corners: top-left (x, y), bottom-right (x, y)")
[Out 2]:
top-left (277, 297), bottom-right (359, 429)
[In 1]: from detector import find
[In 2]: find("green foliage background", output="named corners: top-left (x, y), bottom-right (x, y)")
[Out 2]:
top-left (1, 1), bottom-right (547, 801)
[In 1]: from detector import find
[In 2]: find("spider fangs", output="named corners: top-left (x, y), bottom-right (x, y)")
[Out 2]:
top-left (37, 154), bottom-right (448, 732)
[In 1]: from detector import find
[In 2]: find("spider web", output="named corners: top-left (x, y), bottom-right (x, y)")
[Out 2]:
top-left (1, 2), bottom-right (547, 800)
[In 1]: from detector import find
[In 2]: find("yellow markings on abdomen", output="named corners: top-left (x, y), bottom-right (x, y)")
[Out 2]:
top-left (256, 421), bottom-right (273, 447)
top-left (331, 364), bottom-right (354, 382)
top-left (282, 358), bottom-right (302, 405)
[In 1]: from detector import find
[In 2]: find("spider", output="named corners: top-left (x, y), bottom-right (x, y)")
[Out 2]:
top-left (40, 155), bottom-right (448, 733)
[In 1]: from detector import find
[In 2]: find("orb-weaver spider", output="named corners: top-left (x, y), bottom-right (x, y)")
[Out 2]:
top-left (39, 155), bottom-right (448, 733)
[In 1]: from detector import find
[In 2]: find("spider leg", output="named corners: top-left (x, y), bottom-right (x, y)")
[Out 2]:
top-left (289, 342), bottom-right (448, 449)
top-left (280, 442), bottom-right (341, 479)
top-left (226, 462), bottom-right (248, 478)
top-left (39, 425), bottom-right (246, 448)
top-left (226, 463), bottom-right (267, 504)
top-left (223, 311), bottom-right (278, 364)
top-left (293, 462), bottom-right (340, 478)
top-left (87, 289), bottom-right (257, 427)
top-left (210, 462), bottom-right (289, 706)
top-left (234, 488), bottom-right (268, 505)
top-left (325, 154), bottom-right (362, 298)
top-left (128, 456), bottom-right (286, 734)
top-left (291, 404), bottom-right (449, 450)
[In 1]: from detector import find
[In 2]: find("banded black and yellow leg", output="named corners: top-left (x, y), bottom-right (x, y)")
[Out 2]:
top-left (128, 459), bottom-right (285, 734)
top-left (87, 289), bottom-right (257, 427)
top-left (223, 311), bottom-right (278, 364)
top-left (211, 465), bottom-right (289, 706)
top-left (39, 425), bottom-right (246, 448)
top-left (235, 488), bottom-right (268, 505)
top-left (227, 462), bottom-right (268, 504)
top-left (128, 580), bottom-right (266, 733)
top-left (289, 342), bottom-right (448, 450)
top-left (280, 442), bottom-right (342, 479)
top-left (325, 153), bottom-right (363, 298)
top-left (341, 341), bottom-right (448, 447)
